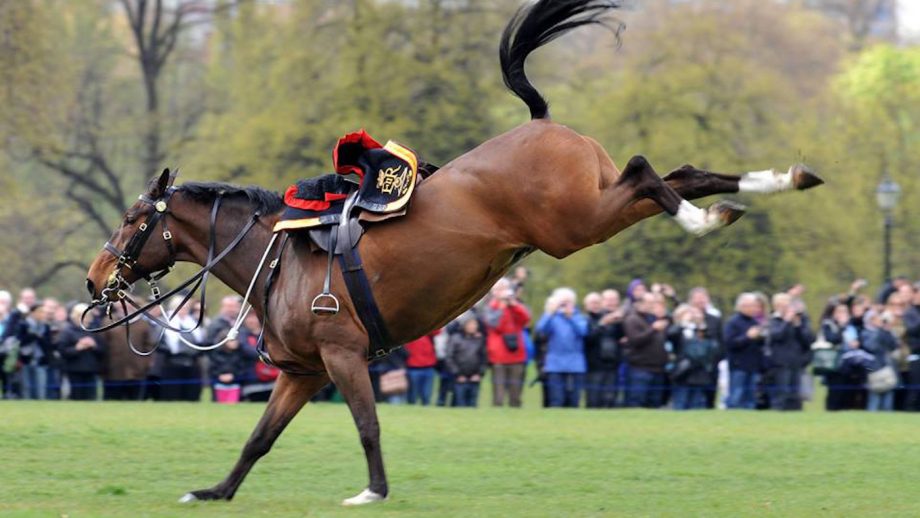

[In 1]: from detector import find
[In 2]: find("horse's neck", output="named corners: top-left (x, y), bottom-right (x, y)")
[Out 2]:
top-left (178, 203), bottom-right (278, 309)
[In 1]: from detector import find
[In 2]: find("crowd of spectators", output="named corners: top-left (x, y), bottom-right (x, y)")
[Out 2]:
top-left (2, 269), bottom-right (919, 412)
top-left (0, 291), bottom-right (278, 403)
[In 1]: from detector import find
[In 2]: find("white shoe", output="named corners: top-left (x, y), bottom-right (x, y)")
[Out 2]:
top-left (342, 488), bottom-right (387, 506)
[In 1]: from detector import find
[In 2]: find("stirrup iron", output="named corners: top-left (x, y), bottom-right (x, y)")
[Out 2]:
top-left (311, 293), bottom-right (340, 315)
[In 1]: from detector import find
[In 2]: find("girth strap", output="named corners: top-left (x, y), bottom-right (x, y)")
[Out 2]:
top-left (337, 247), bottom-right (397, 360)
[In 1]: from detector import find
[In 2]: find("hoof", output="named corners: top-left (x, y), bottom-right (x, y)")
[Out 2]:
top-left (790, 164), bottom-right (824, 190)
top-left (179, 489), bottom-right (226, 503)
top-left (674, 200), bottom-right (745, 236)
top-left (178, 493), bottom-right (198, 504)
top-left (712, 200), bottom-right (746, 227)
top-left (342, 488), bottom-right (387, 506)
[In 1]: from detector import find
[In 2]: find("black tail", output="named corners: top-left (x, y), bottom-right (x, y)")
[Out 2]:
top-left (499, 0), bottom-right (623, 120)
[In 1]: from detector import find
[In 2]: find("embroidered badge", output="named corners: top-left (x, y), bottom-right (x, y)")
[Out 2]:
top-left (376, 165), bottom-right (412, 196)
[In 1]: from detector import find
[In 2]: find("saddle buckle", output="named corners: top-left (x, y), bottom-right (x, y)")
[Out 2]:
top-left (311, 293), bottom-right (340, 316)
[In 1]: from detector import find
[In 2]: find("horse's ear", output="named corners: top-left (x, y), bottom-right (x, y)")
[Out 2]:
top-left (167, 168), bottom-right (179, 187)
top-left (152, 168), bottom-right (172, 197)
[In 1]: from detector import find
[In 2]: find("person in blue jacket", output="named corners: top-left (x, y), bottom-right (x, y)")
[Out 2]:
top-left (536, 288), bottom-right (589, 408)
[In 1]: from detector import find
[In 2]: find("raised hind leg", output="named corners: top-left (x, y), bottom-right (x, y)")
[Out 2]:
top-left (616, 155), bottom-right (745, 236)
top-left (180, 371), bottom-right (330, 502)
top-left (606, 161), bottom-right (823, 234)
top-left (320, 348), bottom-right (388, 506)
top-left (663, 163), bottom-right (823, 199)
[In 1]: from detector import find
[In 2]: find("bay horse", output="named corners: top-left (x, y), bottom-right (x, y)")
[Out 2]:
top-left (84, 0), bottom-right (822, 506)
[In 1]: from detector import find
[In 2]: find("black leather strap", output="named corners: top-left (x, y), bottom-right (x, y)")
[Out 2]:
top-left (338, 247), bottom-right (396, 360)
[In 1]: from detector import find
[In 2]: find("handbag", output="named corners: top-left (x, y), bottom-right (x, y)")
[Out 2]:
top-left (867, 365), bottom-right (897, 393)
top-left (502, 332), bottom-right (520, 353)
top-left (379, 369), bottom-right (408, 396)
top-left (810, 344), bottom-right (839, 376)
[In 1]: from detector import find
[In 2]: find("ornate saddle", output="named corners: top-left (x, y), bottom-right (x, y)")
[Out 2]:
top-left (271, 130), bottom-right (425, 359)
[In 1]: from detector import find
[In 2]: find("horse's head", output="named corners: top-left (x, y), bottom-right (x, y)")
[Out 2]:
top-left (85, 168), bottom-right (179, 303)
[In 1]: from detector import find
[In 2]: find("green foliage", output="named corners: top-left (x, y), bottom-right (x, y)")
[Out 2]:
top-left (0, 0), bottom-right (917, 308)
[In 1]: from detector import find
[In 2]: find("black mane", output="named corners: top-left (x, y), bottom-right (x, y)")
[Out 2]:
top-left (177, 181), bottom-right (284, 214)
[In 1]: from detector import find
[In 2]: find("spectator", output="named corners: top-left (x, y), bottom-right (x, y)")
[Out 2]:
top-left (484, 278), bottom-right (531, 408)
top-left (724, 293), bottom-right (767, 409)
top-left (766, 293), bottom-right (814, 411)
top-left (861, 309), bottom-right (899, 411)
top-left (584, 291), bottom-right (623, 408)
top-left (537, 288), bottom-right (589, 408)
top-left (445, 312), bottom-right (487, 407)
top-left (206, 295), bottom-right (242, 344)
top-left (157, 301), bottom-right (205, 402)
top-left (58, 303), bottom-right (106, 401)
top-left (902, 284), bottom-right (920, 411)
top-left (820, 302), bottom-right (862, 411)
top-left (209, 330), bottom-right (248, 404)
top-left (43, 298), bottom-right (67, 399)
top-left (625, 278), bottom-right (648, 309)
top-left (668, 305), bottom-right (719, 410)
top-left (687, 287), bottom-right (723, 408)
top-left (622, 292), bottom-right (670, 408)
top-left (12, 302), bottom-right (53, 400)
top-left (0, 290), bottom-right (11, 398)
top-left (237, 311), bottom-right (276, 402)
top-left (404, 331), bottom-right (440, 406)
top-left (1, 288), bottom-right (39, 398)
top-left (100, 303), bottom-right (156, 400)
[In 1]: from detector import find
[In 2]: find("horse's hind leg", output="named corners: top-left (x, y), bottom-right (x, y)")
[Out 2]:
top-left (663, 163), bottom-right (823, 199)
top-left (617, 156), bottom-right (745, 236)
top-left (321, 348), bottom-right (388, 506)
top-left (180, 371), bottom-right (330, 502)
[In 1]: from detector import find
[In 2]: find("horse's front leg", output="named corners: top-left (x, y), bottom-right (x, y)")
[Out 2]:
top-left (180, 371), bottom-right (330, 502)
top-left (320, 347), bottom-right (388, 506)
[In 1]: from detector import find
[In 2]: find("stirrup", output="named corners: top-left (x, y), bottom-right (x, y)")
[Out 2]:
top-left (311, 293), bottom-right (340, 316)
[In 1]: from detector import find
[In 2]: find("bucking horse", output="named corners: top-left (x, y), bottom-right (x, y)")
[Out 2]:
top-left (84, 0), bottom-right (823, 506)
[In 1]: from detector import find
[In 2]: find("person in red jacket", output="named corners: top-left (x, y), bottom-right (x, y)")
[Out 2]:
top-left (484, 278), bottom-right (531, 407)
top-left (404, 330), bottom-right (441, 405)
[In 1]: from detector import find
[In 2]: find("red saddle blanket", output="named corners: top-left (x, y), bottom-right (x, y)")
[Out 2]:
top-left (274, 130), bottom-right (419, 232)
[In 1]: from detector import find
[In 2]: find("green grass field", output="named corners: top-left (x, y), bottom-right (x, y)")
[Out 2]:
top-left (1, 400), bottom-right (916, 518)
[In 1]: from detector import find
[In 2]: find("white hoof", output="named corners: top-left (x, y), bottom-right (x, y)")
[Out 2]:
top-left (342, 488), bottom-right (387, 506)
top-left (738, 168), bottom-right (793, 194)
top-left (674, 200), bottom-right (744, 236)
top-left (178, 493), bottom-right (198, 504)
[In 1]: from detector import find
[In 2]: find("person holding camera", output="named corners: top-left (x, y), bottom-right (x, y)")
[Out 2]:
top-left (766, 293), bottom-right (815, 411)
top-left (536, 288), bottom-right (589, 408)
top-left (622, 292), bottom-right (671, 408)
top-left (724, 293), bottom-right (768, 409)
top-left (583, 291), bottom-right (624, 408)
top-left (667, 305), bottom-right (719, 410)
top-left (484, 278), bottom-right (531, 407)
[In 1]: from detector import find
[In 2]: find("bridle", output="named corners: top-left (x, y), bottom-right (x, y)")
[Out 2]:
top-left (82, 176), bottom-right (266, 355)
top-left (99, 187), bottom-right (179, 304)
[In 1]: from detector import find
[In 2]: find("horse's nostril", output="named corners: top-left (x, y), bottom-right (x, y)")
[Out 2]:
top-left (86, 279), bottom-right (95, 296)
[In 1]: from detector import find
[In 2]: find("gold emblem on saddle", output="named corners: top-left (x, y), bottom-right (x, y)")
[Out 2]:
top-left (376, 165), bottom-right (412, 196)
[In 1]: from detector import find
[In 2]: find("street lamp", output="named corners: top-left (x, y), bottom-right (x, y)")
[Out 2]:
top-left (876, 176), bottom-right (902, 282)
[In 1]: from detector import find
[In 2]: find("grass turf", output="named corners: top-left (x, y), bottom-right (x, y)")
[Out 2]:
top-left (0, 400), bottom-right (915, 517)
